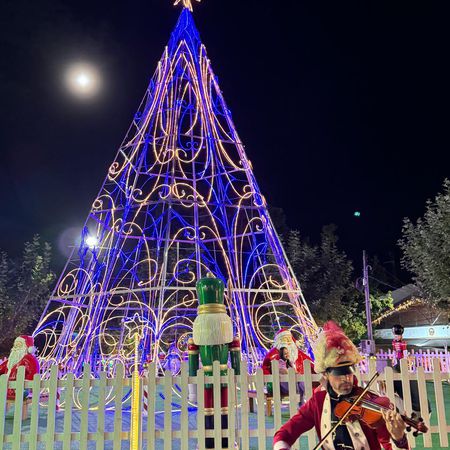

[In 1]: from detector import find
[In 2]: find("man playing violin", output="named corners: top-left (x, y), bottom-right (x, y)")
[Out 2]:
top-left (273, 321), bottom-right (410, 450)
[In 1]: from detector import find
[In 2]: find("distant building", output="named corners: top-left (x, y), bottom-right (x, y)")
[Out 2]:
top-left (374, 284), bottom-right (449, 350)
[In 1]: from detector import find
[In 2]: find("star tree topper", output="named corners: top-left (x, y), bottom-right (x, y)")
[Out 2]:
top-left (174, 0), bottom-right (201, 12)
top-left (123, 313), bottom-right (151, 340)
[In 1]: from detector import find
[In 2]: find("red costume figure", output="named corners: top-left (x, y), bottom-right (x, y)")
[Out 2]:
top-left (0, 335), bottom-right (40, 400)
top-left (392, 324), bottom-right (407, 363)
top-left (274, 322), bottom-right (410, 450)
top-left (262, 329), bottom-right (313, 395)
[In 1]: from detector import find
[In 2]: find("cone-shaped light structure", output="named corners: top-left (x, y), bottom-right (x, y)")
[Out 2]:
top-left (34, 8), bottom-right (317, 374)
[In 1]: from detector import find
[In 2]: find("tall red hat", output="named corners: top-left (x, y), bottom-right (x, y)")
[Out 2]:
top-left (312, 321), bottom-right (361, 373)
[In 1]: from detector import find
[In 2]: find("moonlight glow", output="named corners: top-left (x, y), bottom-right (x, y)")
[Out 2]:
top-left (65, 63), bottom-right (100, 98)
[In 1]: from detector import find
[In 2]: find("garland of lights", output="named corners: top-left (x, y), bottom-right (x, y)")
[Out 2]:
top-left (33, 6), bottom-right (317, 377)
top-left (372, 298), bottom-right (424, 326)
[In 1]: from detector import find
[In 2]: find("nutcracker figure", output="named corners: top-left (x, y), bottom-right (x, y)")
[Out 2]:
top-left (188, 273), bottom-right (241, 449)
top-left (392, 324), bottom-right (407, 366)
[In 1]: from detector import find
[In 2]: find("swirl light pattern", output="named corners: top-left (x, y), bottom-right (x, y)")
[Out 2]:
top-left (34, 8), bottom-right (317, 375)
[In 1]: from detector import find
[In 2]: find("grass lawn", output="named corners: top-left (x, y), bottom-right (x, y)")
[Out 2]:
top-left (246, 381), bottom-right (449, 449)
top-left (408, 380), bottom-right (450, 450)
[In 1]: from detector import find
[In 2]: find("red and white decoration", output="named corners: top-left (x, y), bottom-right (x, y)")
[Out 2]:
top-left (0, 335), bottom-right (40, 400)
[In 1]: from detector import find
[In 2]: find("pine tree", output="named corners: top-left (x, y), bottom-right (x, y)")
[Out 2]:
top-left (285, 225), bottom-right (384, 340)
top-left (398, 179), bottom-right (450, 307)
top-left (286, 225), bottom-right (354, 323)
top-left (0, 235), bottom-right (55, 352)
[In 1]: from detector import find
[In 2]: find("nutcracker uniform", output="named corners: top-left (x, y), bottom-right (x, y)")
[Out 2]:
top-left (188, 273), bottom-right (241, 449)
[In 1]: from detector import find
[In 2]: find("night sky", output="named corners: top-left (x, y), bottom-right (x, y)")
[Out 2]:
top-left (0, 0), bottom-right (448, 276)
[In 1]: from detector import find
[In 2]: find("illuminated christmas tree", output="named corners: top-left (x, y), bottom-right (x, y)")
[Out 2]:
top-left (34, 3), bottom-right (317, 374)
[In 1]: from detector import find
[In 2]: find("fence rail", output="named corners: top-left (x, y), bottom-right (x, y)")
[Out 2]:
top-left (365, 349), bottom-right (450, 373)
top-left (1, 358), bottom-right (449, 449)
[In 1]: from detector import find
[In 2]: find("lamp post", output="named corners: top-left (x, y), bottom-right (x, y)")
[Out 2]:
top-left (363, 250), bottom-right (375, 354)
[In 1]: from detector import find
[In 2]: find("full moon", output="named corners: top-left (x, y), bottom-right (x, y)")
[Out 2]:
top-left (65, 63), bottom-right (101, 98)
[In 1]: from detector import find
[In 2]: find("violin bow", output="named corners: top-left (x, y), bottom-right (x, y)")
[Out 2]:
top-left (313, 371), bottom-right (380, 450)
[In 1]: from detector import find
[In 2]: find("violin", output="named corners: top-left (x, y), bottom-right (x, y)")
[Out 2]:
top-left (334, 386), bottom-right (428, 436)
top-left (313, 371), bottom-right (428, 450)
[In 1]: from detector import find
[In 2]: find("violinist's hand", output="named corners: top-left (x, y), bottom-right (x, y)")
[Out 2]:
top-left (382, 409), bottom-right (406, 441)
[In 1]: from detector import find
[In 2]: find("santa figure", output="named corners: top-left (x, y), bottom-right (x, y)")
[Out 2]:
top-left (262, 329), bottom-right (313, 395)
top-left (0, 335), bottom-right (40, 400)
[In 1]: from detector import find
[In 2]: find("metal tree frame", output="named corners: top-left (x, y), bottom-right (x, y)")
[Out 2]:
top-left (34, 8), bottom-right (317, 375)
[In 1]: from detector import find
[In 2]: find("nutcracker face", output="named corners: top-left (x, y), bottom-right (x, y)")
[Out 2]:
top-left (394, 334), bottom-right (403, 341)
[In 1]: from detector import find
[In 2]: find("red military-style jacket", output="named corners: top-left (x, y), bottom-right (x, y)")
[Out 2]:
top-left (273, 384), bottom-right (410, 450)
top-left (392, 339), bottom-right (407, 361)
top-left (0, 354), bottom-right (40, 400)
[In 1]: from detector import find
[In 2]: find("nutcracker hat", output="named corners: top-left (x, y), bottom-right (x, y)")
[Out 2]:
top-left (312, 321), bottom-right (362, 373)
top-left (17, 335), bottom-right (35, 353)
top-left (192, 273), bottom-right (233, 345)
top-left (392, 324), bottom-right (404, 336)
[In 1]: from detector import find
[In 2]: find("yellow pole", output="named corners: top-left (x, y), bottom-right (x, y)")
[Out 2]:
top-left (130, 332), bottom-right (141, 450)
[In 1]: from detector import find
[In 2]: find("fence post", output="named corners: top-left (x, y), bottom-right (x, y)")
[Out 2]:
top-left (384, 365), bottom-right (395, 402)
top-left (45, 364), bottom-right (58, 450)
top-left (255, 366), bottom-right (266, 450)
top-left (96, 371), bottom-right (107, 450)
top-left (287, 366), bottom-right (296, 415)
top-left (29, 372), bottom-right (41, 450)
top-left (227, 366), bottom-right (236, 449)
top-left (239, 359), bottom-right (249, 450)
top-left (0, 373), bottom-right (7, 448)
top-left (432, 358), bottom-right (449, 447)
top-left (416, 366), bottom-right (432, 447)
top-left (399, 359), bottom-right (415, 448)
top-left (303, 359), bottom-right (315, 450)
top-left (197, 367), bottom-right (205, 450)
top-left (79, 363), bottom-right (91, 450)
top-left (271, 359), bottom-right (282, 431)
top-left (62, 372), bottom-right (74, 450)
top-left (212, 360), bottom-right (221, 450)
top-left (145, 361), bottom-right (156, 450)
top-left (12, 365), bottom-right (25, 450)
top-left (113, 363), bottom-right (125, 450)
top-left (180, 361), bottom-right (189, 450)
top-left (163, 369), bottom-right (173, 450)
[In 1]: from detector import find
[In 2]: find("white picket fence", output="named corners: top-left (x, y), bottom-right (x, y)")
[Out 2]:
top-left (363, 349), bottom-right (450, 373)
top-left (0, 358), bottom-right (449, 449)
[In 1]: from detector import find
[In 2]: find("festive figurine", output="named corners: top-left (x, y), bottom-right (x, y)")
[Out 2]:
top-left (188, 273), bottom-right (240, 449)
top-left (0, 335), bottom-right (40, 400)
top-left (262, 329), bottom-right (313, 395)
top-left (165, 342), bottom-right (182, 375)
top-left (392, 324), bottom-right (407, 366)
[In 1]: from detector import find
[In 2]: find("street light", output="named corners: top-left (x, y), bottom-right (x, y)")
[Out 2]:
top-left (85, 236), bottom-right (98, 249)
